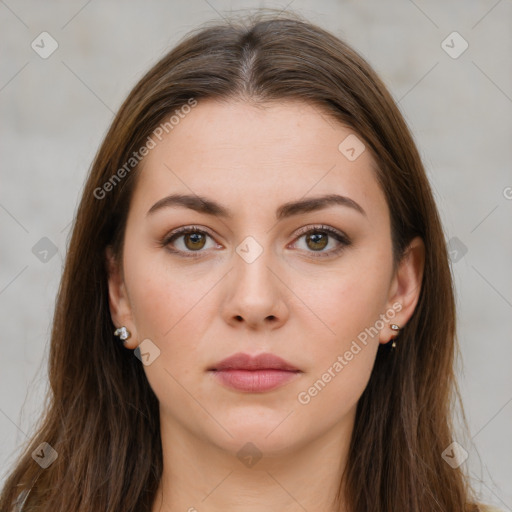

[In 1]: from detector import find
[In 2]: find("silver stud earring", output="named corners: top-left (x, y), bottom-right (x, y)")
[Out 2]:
top-left (114, 326), bottom-right (131, 342)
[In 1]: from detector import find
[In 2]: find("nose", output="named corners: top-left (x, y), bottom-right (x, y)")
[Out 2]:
top-left (220, 243), bottom-right (289, 331)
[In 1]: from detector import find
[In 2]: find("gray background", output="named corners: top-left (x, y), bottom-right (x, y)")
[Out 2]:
top-left (1, 0), bottom-right (511, 508)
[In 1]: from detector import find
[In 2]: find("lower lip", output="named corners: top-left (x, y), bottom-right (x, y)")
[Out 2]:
top-left (210, 369), bottom-right (301, 392)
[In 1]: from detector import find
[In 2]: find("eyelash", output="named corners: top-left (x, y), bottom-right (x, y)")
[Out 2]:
top-left (160, 224), bottom-right (351, 259)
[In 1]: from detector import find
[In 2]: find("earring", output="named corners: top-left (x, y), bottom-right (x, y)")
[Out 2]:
top-left (114, 326), bottom-right (131, 342)
top-left (390, 324), bottom-right (401, 349)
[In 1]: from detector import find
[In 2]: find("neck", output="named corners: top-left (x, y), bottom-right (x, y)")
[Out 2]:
top-left (151, 407), bottom-right (354, 512)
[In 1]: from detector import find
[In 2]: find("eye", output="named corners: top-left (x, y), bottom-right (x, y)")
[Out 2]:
top-left (162, 226), bottom-right (219, 257)
top-left (161, 224), bottom-right (351, 259)
top-left (290, 225), bottom-right (351, 257)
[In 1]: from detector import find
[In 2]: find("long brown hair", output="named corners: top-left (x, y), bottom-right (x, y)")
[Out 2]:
top-left (1, 11), bottom-right (480, 512)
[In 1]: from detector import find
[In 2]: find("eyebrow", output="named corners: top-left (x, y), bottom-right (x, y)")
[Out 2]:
top-left (146, 193), bottom-right (366, 219)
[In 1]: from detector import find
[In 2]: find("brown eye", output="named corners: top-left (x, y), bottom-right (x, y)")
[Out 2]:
top-left (183, 232), bottom-right (207, 251)
top-left (292, 225), bottom-right (351, 258)
top-left (305, 232), bottom-right (329, 251)
top-left (162, 227), bottom-right (218, 257)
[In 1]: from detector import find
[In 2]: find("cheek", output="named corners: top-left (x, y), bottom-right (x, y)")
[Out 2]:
top-left (292, 252), bottom-right (393, 351)
top-left (123, 244), bottom-right (211, 338)
top-left (123, 254), bottom-right (214, 402)
top-left (290, 266), bottom-right (389, 434)
top-left (287, 250), bottom-right (392, 410)
top-left (122, 247), bottom-right (225, 387)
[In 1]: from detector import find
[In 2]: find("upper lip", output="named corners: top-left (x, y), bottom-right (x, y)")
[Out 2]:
top-left (208, 352), bottom-right (301, 372)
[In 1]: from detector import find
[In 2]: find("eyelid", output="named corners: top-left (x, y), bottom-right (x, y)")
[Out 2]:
top-left (163, 224), bottom-right (217, 242)
top-left (292, 224), bottom-right (350, 244)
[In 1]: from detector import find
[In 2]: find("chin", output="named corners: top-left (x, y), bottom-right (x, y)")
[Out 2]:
top-left (207, 414), bottom-right (306, 455)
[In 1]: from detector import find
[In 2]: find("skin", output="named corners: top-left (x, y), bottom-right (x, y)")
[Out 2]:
top-left (107, 99), bottom-right (424, 512)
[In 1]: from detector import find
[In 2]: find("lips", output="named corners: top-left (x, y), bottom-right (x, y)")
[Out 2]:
top-left (208, 352), bottom-right (302, 392)
top-left (208, 352), bottom-right (300, 372)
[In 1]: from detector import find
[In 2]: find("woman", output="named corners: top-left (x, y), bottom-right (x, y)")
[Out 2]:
top-left (0, 12), bottom-right (499, 512)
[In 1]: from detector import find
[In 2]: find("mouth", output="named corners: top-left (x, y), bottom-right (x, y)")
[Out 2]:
top-left (208, 352), bottom-right (302, 393)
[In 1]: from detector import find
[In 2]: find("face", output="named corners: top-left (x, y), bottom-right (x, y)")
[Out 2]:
top-left (107, 99), bottom-right (422, 459)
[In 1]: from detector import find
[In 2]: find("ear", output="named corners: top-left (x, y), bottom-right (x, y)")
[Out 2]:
top-left (106, 246), bottom-right (138, 349)
top-left (379, 236), bottom-right (425, 344)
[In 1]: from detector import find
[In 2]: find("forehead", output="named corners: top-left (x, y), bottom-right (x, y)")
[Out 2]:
top-left (131, 99), bottom-right (387, 222)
